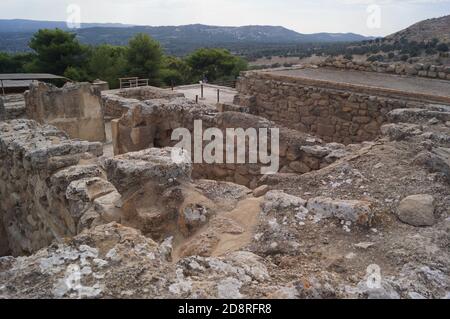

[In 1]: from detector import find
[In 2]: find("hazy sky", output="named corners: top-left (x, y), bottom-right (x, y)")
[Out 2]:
top-left (1, 0), bottom-right (449, 36)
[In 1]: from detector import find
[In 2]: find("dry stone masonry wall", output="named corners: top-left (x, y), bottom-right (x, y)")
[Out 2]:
top-left (0, 95), bottom-right (27, 121)
top-left (0, 120), bottom-right (120, 256)
top-left (101, 86), bottom-right (184, 119)
top-left (0, 77), bottom-right (449, 298)
top-left (319, 57), bottom-right (450, 80)
top-left (235, 70), bottom-right (449, 143)
top-left (103, 88), bottom-right (349, 188)
top-left (25, 82), bottom-right (106, 142)
top-left (0, 98), bottom-right (4, 121)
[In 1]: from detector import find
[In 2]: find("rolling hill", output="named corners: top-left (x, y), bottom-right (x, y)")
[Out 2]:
top-left (0, 19), bottom-right (372, 55)
top-left (386, 15), bottom-right (450, 43)
top-left (0, 19), bottom-right (133, 33)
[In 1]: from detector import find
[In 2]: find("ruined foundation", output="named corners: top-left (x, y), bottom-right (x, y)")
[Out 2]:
top-left (0, 94), bottom-right (26, 121)
top-left (0, 66), bottom-right (449, 299)
top-left (101, 86), bottom-right (184, 118)
top-left (235, 68), bottom-right (450, 143)
top-left (25, 82), bottom-right (106, 142)
top-left (103, 88), bottom-right (350, 188)
top-left (0, 120), bottom-right (113, 256)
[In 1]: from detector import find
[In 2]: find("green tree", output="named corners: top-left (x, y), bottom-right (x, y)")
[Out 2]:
top-left (88, 44), bottom-right (128, 88)
top-left (160, 56), bottom-right (192, 86)
top-left (436, 43), bottom-right (449, 52)
top-left (0, 52), bottom-right (35, 73)
top-left (430, 38), bottom-right (439, 47)
top-left (126, 33), bottom-right (163, 85)
top-left (186, 48), bottom-right (248, 82)
top-left (27, 29), bottom-right (88, 76)
top-left (63, 66), bottom-right (89, 82)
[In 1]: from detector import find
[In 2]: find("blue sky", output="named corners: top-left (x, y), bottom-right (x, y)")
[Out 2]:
top-left (1, 0), bottom-right (449, 36)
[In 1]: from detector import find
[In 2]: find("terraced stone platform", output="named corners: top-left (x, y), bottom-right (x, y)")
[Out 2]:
top-left (265, 67), bottom-right (450, 104)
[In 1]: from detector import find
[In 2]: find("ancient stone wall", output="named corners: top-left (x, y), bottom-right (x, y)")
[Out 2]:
top-left (319, 57), bottom-right (450, 80)
top-left (101, 86), bottom-right (184, 119)
top-left (25, 82), bottom-right (106, 142)
top-left (0, 216), bottom-right (9, 256)
top-left (109, 97), bottom-right (215, 155)
top-left (0, 94), bottom-right (27, 121)
top-left (92, 79), bottom-right (110, 92)
top-left (108, 95), bottom-right (348, 188)
top-left (0, 98), bottom-right (4, 121)
top-left (0, 120), bottom-right (120, 256)
top-left (193, 112), bottom-right (350, 188)
top-left (235, 71), bottom-right (439, 143)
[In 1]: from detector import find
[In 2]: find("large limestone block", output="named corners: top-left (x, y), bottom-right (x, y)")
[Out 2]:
top-left (397, 194), bottom-right (436, 227)
top-left (0, 120), bottom-right (108, 256)
top-left (307, 197), bottom-right (373, 225)
top-left (66, 177), bottom-right (118, 220)
top-left (262, 191), bottom-right (307, 214)
top-left (25, 82), bottom-right (106, 142)
top-left (103, 147), bottom-right (193, 193)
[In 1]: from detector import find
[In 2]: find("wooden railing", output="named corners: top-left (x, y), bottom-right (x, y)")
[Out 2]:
top-left (209, 79), bottom-right (237, 88)
top-left (119, 77), bottom-right (149, 89)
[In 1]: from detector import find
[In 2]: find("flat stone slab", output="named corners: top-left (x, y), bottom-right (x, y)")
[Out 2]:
top-left (103, 147), bottom-right (193, 193)
top-left (264, 67), bottom-right (450, 104)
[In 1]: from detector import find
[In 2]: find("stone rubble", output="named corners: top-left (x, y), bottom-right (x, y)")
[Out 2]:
top-left (0, 78), bottom-right (449, 299)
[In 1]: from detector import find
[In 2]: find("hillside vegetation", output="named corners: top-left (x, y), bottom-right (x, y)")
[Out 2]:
top-left (0, 20), bottom-right (372, 56)
top-left (0, 29), bottom-right (248, 88)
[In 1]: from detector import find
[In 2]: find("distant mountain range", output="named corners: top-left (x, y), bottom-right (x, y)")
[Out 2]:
top-left (0, 19), bottom-right (134, 33)
top-left (0, 19), bottom-right (374, 55)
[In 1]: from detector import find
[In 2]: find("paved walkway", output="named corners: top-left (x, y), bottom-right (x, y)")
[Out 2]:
top-left (174, 84), bottom-right (237, 105)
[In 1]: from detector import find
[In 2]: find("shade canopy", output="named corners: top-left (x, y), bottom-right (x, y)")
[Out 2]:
top-left (0, 73), bottom-right (68, 81)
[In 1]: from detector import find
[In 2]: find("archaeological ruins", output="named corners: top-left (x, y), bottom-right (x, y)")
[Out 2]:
top-left (0, 62), bottom-right (449, 299)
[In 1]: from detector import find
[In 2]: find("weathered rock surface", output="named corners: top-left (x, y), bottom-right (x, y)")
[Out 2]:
top-left (0, 120), bottom-right (117, 256)
top-left (0, 223), bottom-right (273, 299)
top-left (388, 107), bottom-right (450, 125)
top-left (25, 82), bottom-right (106, 142)
top-left (106, 89), bottom-right (347, 188)
top-left (397, 195), bottom-right (436, 227)
top-left (414, 148), bottom-right (450, 181)
top-left (253, 185), bottom-right (270, 197)
top-left (103, 147), bottom-right (192, 193)
top-left (320, 56), bottom-right (450, 81)
top-left (101, 86), bottom-right (185, 118)
top-left (0, 97), bottom-right (5, 121)
top-left (235, 70), bottom-right (450, 144)
top-left (0, 94), bottom-right (27, 121)
top-left (306, 197), bottom-right (373, 226)
top-left (2, 72), bottom-right (450, 300)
